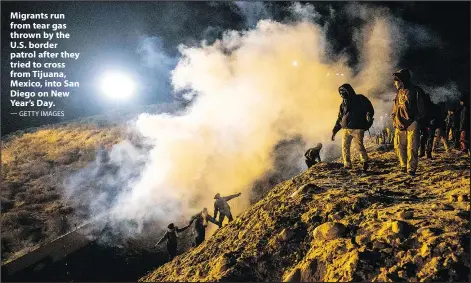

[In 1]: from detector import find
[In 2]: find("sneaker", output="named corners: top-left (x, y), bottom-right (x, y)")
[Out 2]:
top-left (362, 162), bottom-right (369, 172)
top-left (408, 171), bottom-right (416, 177)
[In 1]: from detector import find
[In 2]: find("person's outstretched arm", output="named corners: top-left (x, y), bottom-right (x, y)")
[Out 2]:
top-left (177, 224), bottom-right (191, 233)
top-left (156, 232), bottom-right (168, 246)
top-left (223, 193), bottom-right (241, 201)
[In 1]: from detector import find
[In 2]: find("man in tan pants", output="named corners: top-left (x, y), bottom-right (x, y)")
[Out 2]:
top-left (332, 84), bottom-right (374, 171)
top-left (391, 69), bottom-right (427, 176)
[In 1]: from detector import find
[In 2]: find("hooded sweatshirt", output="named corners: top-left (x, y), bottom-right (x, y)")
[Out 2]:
top-left (392, 69), bottom-right (427, 130)
top-left (333, 84), bottom-right (374, 134)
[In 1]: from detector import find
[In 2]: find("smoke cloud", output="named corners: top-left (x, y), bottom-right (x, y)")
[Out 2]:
top-left (65, 3), bottom-right (459, 240)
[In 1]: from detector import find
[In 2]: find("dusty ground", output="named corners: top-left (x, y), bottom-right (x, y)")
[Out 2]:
top-left (140, 146), bottom-right (470, 282)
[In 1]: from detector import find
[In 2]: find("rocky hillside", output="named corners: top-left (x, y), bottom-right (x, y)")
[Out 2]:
top-left (140, 147), bottom-right (470, 282)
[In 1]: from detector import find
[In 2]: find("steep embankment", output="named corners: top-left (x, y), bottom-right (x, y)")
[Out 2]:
top-left (1, 103), bottom-right (181, 263)
top-left (141, 147), bottom-right (470, 282)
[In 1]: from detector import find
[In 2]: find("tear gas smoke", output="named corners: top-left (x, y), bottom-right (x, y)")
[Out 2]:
top-left (65, 3), bottom-right (460, 241)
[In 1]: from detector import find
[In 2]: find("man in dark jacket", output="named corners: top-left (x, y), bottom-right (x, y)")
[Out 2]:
top-left (189, 208), bottom-right (218, 247)
top-left (458, 95), bottom-right (470, 153)
top-left (332, 84), bottom-right (374, 172)
top-left (155, 222), bottom-right (191, 260)
top-left (214, 192), bottom-right (241, 227)
top-left (304, 143), bottom-right (322, 168)
top-left (391, 69), bottom-right (427, 176)
top-left (432, 102), bottom-right (450, 153)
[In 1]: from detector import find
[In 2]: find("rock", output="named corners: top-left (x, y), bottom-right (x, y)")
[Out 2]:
top-left (355, 234), bottom-right (369, 245)
top-left (328, 212), bottom-right (343, 221)
top-left (421, 243), bottom-right (432, 257)
top-left (279, 228), bottom-right (296, 242)
top-left (457, 195), bottom-right (469, 202)
top-left (397, 210), bottom-right (414, 220)
top-left (391, 221), bottom-right (406, 234)
top-left (449, 195), bottom-right (458, 202)
top-left (300, 259), bottom-right (317, 281)
top-left (417, 228), bottom-right (436, 238)
top-left (283, 268), bottom-right (301, 282)
top-left (313, 222), bottom-right (346, 241)
top-left (290, 184), bottom-right (319, 198)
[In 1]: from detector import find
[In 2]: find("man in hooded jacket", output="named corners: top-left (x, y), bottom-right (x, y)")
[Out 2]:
top-left (391, 69), bottom-right (427, 176)
top-left (213, 192), bottom-right (241, 227)
top-left (155, 222), bottom-right (191, 260)
top-left (332, 83), bottom-right (374, 172)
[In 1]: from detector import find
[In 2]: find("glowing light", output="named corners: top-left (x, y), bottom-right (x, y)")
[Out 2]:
top-left (292, 61), bottom-right (298, 67)
top-left (100, 72), bottom-right (136, 99)
top-left (341, 73), bottom-right (344, 76)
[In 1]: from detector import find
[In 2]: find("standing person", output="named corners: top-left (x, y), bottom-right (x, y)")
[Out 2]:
top-left (213, 192), bottom-right (241, 227)
top-left (458, 95), bottom-right (470, 153)
top-left (331, 83), bottom-right (374, 172)
top-left (391, 69), bottom-right (427, 176)
top-left (432, 102), bottom-right (450, 153)
top-left (155, 223), bottom-right (191, 261)
top-left (418, 93), bottom-right (434, 158)
top-left (189, 208), bottom-right (218, 247)
top-left (445, 109), bottom-right (457, 143)
top-left (304, 143), bottom-right (322, 168)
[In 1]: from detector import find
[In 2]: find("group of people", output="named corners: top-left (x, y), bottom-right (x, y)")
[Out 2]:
top-left (155, 192), bottom-right (241, 260)
top-left (157, 68), bottom-right (469, 261)
top-left (304, 68), bottom-right (469, 176)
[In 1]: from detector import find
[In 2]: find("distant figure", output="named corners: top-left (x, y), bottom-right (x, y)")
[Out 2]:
top-left (189, 208), bottom-right (218, 247)
top-left (214, 192), bottom-right (241, 227)
top-left (155, 223), bottom-right (190, 260)
top-left (458, 95), bottom-right (469, 153)
top-left (332, 83), bottom-right (374, 172)
top-left (391, 69), bottom-right (427, 176)
top-left (445, 109), bottom-right (457, 144)
top-left (432, 102), bottom-right (450, 153)
top-left (304, 143), bottom-right (322, 168)
top-left (418, 93), bottom-right (434, 158)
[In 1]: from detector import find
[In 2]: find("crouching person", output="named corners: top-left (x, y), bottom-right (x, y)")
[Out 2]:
top-left (304, 143), bottom-right (322, 168)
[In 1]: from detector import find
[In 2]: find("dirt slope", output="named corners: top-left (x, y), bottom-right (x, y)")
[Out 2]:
top-left (140, 147), bottom-right (470, 282)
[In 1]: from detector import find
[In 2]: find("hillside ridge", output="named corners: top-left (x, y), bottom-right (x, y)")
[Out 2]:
top-left (140, 148), bottom-right (470, 282)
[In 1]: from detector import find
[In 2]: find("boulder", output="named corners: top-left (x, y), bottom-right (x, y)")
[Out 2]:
top-left (313, 222), bottom-right (346, 241)
top-left (397, 210), bottom-right (414, 220)
top-left (279, 228), bottom-right (296, 242)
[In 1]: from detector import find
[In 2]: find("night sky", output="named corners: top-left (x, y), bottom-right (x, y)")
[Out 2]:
top-left (1, 1), bottom-right (469, 136)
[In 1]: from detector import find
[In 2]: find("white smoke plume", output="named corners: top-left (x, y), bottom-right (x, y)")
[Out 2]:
top-left (65, 3), bottom-right (458, 239)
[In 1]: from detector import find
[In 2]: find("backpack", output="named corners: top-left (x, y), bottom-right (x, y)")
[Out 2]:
top-left (357, 95), bottom-right (375, 130)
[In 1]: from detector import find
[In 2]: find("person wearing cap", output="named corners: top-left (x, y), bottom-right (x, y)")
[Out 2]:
top-left (304, 143), bottom-right (323, 168)
top-left (155, 222), bottom-right (191, 260)
top-left (213, 192), bottom-right (241, 227)
top-left (189, 208), bottom-right (218, 247)
top-left (458, 94), bottom-right (469, 153)
top-left (391, 69), bottom-right (428, 176)
top-left (331, 83), bottom-right (374, 172)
